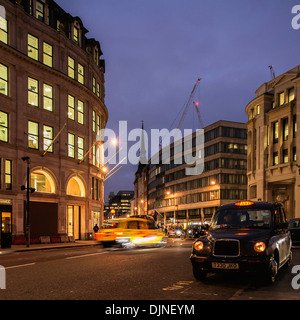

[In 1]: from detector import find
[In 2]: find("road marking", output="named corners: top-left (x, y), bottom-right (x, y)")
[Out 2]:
top-left (65, 252), bottom-right (108, 260)
top-left (5, 263), bottom-right (36, 270)
top-left (229, 287), bottom-right (246, 300)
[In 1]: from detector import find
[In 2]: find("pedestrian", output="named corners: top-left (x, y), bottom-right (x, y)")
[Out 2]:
top-left (93, 224), bottom-right (99, 233)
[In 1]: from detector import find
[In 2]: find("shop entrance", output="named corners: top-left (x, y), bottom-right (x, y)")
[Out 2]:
top-left (0, 205), bottom-right (12, 249)
top-left (67, 205), bottom-right (81, 240)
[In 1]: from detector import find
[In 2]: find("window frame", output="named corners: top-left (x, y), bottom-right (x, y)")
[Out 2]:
top-left (28, 120), bottom-right (39, 150)
top-left (28, 34), bottom-right (39, 61)
top-left (0, 63), bottom-right (8, 96)
top-left (43, 42), bottom-right (53, 68)
top-left (28, 77), bottom-right (39, 107)
top-left (0, 111), bottom-right (8, 143)
top-left (68, 132), bottom-right (75, 158)
top-left (43, 125), bottom-right (53, 153)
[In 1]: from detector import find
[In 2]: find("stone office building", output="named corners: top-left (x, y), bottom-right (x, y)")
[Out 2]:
top-left (0, 0), bottom-right (108, 246)
top-left (245, 65), bottom-right (299, 220)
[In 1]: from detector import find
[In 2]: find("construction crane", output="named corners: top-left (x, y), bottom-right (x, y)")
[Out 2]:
top-left (177, 78), bottom-right (204, 129)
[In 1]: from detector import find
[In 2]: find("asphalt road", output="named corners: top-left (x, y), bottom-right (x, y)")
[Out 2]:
top-left (0, 238), bottom-right (299, 301)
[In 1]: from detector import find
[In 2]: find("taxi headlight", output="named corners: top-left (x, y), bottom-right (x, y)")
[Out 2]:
top-left (254, 241), bottom-right (266, 253)
top-left (193, 241), bottom-right (204, 251)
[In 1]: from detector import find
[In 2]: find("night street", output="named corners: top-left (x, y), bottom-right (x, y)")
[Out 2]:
top-left (0, 239), bottom-right (299, 300)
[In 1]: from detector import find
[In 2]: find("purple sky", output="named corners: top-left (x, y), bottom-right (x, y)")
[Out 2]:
top-left (56, 0), bottom-right (300, 201)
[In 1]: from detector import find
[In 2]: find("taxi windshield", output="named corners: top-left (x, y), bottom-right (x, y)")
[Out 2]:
top-left (210, 209), bottom-right (272, 230)
top-left (102, 220), bottom-right (119, 229)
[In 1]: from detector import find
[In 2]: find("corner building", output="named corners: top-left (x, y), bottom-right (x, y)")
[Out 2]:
top-left (245, 65), bottom-right (299, 220)
top-left (0, 0), bottom-right (108, 242)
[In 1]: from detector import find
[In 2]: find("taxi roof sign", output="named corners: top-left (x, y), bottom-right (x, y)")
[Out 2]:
top-left (235, 200), bottom-right (254, 207)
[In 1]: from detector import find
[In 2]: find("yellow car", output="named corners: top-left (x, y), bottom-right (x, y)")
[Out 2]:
top-left (95, 218), bottom-right (166, 248)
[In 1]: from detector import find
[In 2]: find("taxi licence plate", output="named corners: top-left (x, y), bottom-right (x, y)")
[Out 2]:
top-left (212, 262), bottom-right (239, 270)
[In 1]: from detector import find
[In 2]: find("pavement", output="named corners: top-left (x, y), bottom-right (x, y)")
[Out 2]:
top-left (0, 240), bottom-right (101, 253)
top-left (0, 236), bottom-right (194, 254)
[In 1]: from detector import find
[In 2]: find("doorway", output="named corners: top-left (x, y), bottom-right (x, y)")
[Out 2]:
top-left (67, 205), bottom-right (81, 240)
top-left (1, 206), bottom-right (12, 249)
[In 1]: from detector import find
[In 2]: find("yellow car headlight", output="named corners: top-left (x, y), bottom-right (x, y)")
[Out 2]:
top-left (194, 241), bottom-right (204, 251)
top-left (254, 241), bottom-right (266, 253)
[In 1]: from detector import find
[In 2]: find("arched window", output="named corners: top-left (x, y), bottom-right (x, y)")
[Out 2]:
top-left (30, 169), bottom-right (56, 193)
top-left (66, 176), bottom-right (85, 197)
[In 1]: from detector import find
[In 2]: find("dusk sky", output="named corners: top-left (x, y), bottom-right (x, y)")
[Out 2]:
top-left (56, 0), bottom-right (300, 201)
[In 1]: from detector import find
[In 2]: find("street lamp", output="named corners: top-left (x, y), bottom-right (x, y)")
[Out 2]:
top-left (21, 157), bottom-right (35, 247)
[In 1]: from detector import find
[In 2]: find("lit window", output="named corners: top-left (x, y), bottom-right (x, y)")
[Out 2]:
top-left (288, 88), bottom-right (295, 102)
top-left (68, 95), bottom-right (75, 120)
top-left (256, 105), bottom-right (260, 115)
top-left (78, 100), bottom-right (84, 125)
top-left (68, 56), bottom-right (75, 79)
top-left (30, 170), bottom-right (55, 193)
top-left (97, 114), bottom-right (101, 134)
top-left (283, 118), bottom-right (288, 141)
top-left (93, 111), bottom-right (96, 132)
top-left (92, 145), bottom-right (96, 165)
top-left (43, 125), bottom-right (53, 153)
top-left (78, 63), bottom-right (84, 84)
top-left (293, 147), bottom-right (297, 162)
top-left (68, 133), bottom-right (75, 158)
top-left (293, 115), bottom-right (297, 138)
top-left (93, 77), bottom-right (96, 93)
top-left (28, 34), bottom-right (39, 60)
top-left (28, 121), bottom-right (39, 149)
top-left (0, 111), bottom-right (8, 142)
top-left (282, 149), bottom-right (288, 164)
top-left (78, 136), bottom-right (84, 160)
top-left (67, 176), bottom-right (85, 197)
top-left (43, 42), bottom-right (53, 67)
top-left (36, 1), bottom-right (44, 22)
top-left (73, 26), bottom-right (79, 44)
top-left (5, 159), bottom-right (12, 190)
top-left (0, 17), bottom-right (8, 44)
top-left (43, 84), bottom-right (53, 111)
top-left (28, 77), bottom-right (39, 107)
top-left (0, 63), bottom-right (8, 96)
top-left (279, 92), bottom-right (285, 106)
top-left (97, 83), bottom-right (100, 97)
top-left (273, 152), bottom-right (278, 166)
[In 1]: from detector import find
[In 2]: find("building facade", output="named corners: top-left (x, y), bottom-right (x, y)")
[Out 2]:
top-left (104, 191), bottom-right (134, 219)
top-left (245, 65), bottom-right (299, 220)
top-left (133, 120), bottom-right (248, 226)
top-left (0, 0), bottom-right (108, 244)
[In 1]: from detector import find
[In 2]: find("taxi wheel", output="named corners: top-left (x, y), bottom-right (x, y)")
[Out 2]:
top-left (192, 266), bottom-right (207, 281)
top-left (267, 255), bottom-right (278, 284)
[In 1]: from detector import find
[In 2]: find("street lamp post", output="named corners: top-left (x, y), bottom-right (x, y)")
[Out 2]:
top-left (21, 157), bottom-right (35, 247)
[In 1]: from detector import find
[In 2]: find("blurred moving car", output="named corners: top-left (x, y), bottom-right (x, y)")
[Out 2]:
top-left (190, 201), bottom-right (292, 284)
top-left (288, 218), bottom-right (300, 246)
top-left (94, 219), bottom-right (121, 247)
top-left (95, 217), bottom-right (166, 248)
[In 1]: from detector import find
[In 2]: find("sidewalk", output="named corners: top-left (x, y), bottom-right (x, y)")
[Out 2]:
top-left (0, 240), bottom-right (101, 253)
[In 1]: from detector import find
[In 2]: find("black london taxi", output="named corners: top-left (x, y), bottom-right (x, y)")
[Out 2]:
top-left (190, 201), bottom-right (292, 283)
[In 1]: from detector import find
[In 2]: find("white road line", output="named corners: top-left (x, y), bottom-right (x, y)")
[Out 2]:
top-left (65, 252), bottom-right (108, 260)
top-left (5, 263), bottom-right (36, 270)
